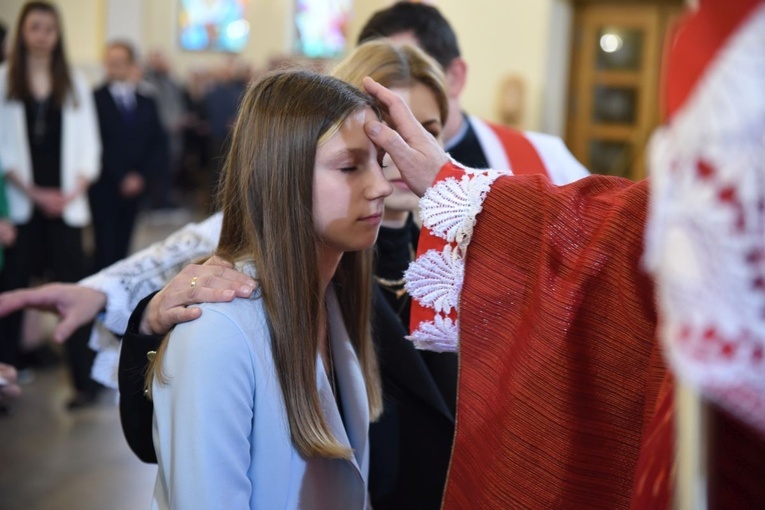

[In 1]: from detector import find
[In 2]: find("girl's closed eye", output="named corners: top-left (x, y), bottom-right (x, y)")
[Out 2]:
top-left (377, 150), bottom-right (388, 169)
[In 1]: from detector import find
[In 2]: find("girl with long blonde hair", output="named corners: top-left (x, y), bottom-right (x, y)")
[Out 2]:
top-left (146, 69), bottom-right (391, 509)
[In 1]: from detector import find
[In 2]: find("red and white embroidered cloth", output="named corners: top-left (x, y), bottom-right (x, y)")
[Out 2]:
top-left (404, 160), bottom-right (508, 351)
top-left (402, 2), bottom-right (765, 506)
top-left (407, 162), bottom-right (667, 507)
top-left (644, 0), bottom-right (765, 437)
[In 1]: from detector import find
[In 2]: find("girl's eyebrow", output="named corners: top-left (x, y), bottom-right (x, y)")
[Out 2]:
top-left (326, 148), bottom-right (371, 163)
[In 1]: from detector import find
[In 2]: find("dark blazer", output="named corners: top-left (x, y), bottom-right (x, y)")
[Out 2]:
top-left (90, 85), bottom-right (168, 270)
top-left (119, 286), bottom-right (456, 510)
top-left (92, 84), bottom-right (167, 190)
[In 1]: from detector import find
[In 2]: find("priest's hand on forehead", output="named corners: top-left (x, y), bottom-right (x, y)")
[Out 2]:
top-left (363, 77), bottom-right (449, 197)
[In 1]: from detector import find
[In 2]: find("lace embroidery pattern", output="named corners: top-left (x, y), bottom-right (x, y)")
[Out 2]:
top-left (405, 245), bottom-right (464, 314)
top-left (645, 4), bottom-right (765, 434)
top-left (419, 170), bottom-right (502, 249)
top-left (405, 160), bottom-right (509, 352)
top-left (408, 314), bottom-right (459, 352)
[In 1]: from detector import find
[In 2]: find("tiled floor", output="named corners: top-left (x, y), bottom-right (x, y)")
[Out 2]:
top-left (0, 207), bottom-right (203, 510)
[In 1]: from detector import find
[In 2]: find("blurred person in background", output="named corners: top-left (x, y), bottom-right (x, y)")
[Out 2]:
top-left (89, 40), bottom-right (167, 271)
top-left (0, 1), bottom-right (101, 409)
top-left (178, 67), bottom-right (212, 211)
top-left (204, 57), bottom-right (245, 190)
top-left (359, 2), bottom-right (588, 185)
top-left (0, 24), bottom-right (18, 410)
top-left (143, 49), bottom-right (186, 210)
top-left (0, 18), bottom-right (16, 276)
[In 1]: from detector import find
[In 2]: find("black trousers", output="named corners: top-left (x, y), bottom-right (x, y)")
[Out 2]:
top-left (0, 210), bottom-right (97, 395)
top-left (89, 187), bottom-right (139, 272)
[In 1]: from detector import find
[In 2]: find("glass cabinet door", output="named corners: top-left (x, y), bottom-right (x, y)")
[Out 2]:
top-left (566, 3), bottom-right (682, 180)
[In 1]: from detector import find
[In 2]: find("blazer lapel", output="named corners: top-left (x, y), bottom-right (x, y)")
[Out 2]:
top-left (324, 289), bottom-right (370, 477)
top-left (100, 86), bottom-right (121, 118)
top-left (315, 355), bottom-right (354, 456)
top-left (314, 289), bottom-right (369, 509)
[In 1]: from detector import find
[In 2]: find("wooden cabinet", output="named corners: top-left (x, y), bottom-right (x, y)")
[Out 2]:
top-left (566, 1), bottom-right (683, 180)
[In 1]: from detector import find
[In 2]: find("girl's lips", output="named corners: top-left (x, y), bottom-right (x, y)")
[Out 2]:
top-left (359, 214), bottom-right (382, 225)
top-left (391, 179), bottom-right (411, 191)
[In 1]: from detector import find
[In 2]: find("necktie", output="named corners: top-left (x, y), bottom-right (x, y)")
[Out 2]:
top-left (120, 90), bottom-right (136, 124)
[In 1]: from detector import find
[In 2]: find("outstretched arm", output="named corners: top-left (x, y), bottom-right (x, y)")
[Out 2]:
top-left (0, 284), bottom-right (106, 343)
top-left (0, 224), bottom-right (256, 341)
top-left (0, 212), bottom-right (256, 389)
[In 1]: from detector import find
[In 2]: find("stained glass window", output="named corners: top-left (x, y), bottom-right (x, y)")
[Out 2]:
top-left (179, 0), bottom-right (250, 53)
top-left (295, 0), bottom-right (352, 58)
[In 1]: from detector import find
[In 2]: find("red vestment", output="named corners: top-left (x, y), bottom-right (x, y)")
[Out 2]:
top-left (407, 163), bottom-right (765, 508)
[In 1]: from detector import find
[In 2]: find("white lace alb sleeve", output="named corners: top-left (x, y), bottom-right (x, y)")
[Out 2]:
top-left (82, 212), bottom-right (222, 387)
top-left (405, 160), bottom-right (509, 352)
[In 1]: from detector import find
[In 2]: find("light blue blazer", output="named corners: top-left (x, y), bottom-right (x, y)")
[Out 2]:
top-left (151, 271), bottom-right (370, 509)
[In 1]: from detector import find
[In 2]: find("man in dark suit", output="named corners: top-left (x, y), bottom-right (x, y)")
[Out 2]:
top-left (90, 41), bottom-right (167, 271)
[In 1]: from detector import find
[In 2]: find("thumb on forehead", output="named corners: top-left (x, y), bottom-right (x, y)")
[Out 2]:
top-left (364, 119), bottom-right (413, 166)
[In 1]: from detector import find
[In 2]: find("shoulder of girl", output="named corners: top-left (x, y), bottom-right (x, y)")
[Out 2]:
top-left (175, 299), bottom-right (268, 345)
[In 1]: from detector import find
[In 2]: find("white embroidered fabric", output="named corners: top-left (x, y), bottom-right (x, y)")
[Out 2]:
top-left (405, 245), bottom-right (464, 317)
top-left (644, 4), bottom-right (765, 434)
top-left (405, 160), bottom-right (509, 352)
top-left (82, 213), bottom-right (222, 388)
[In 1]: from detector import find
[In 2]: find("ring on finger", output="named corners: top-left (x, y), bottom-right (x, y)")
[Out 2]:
top-left (191, 276), bottom-right (199, 288)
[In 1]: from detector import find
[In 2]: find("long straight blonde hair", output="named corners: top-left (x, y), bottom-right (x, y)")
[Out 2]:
top-left (331, 40), bottom-right (449, 127)
top-left (147, 70), bottom-right (382, 460)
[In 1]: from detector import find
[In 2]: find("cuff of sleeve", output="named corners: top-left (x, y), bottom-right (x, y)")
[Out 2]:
top-left (118, 291), bottom-right (164, 398)
top-left (79, 273), bottom-right (132, 335)
top-left (405, 159), bottom-right (509, 352)
top-left (126, 291), bottom-right (160, 336)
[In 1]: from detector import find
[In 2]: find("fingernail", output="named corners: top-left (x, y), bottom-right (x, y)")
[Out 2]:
top-left (366, 121), bottom-right (381, 137)
top-left (223, 289), bottom-right (235, 299)
top-left (240, 285), bottom-right (254, 295)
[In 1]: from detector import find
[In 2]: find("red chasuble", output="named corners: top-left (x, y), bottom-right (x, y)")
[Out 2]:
top-left (406, 163), bottom-right (765, 508)
top-left (448, 172), bottom-right (664, 508)
top-left (404, 0), bottom-right (765, 506)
